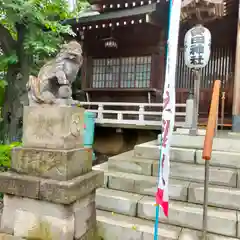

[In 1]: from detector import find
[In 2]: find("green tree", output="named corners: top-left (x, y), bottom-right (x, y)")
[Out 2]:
top-left (0, 0), bottom-right (87, 143)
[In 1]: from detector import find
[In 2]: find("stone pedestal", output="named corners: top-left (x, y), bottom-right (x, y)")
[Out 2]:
top-left (0, 106), bottom-right (104, 240)
top-left (22, 106), bottom-right (85, 149)
top-left (184, 97), bottom-right (194, 129)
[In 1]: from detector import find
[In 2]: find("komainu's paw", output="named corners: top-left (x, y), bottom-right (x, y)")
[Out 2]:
top-left (41, 91), bottom-right (56, 104)
top-left (58, 85), bottom-right (72, 99)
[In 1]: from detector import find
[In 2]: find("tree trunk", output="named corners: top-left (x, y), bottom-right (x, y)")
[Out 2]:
top-left (1, 64), bottom-right (21, 143)
top-left (1, 64), bottom-right (29, 143)
top-left (1, 24), bottom-right (30, 143)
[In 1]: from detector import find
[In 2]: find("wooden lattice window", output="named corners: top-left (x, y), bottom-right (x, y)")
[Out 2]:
top-left (91, 56), bottom-right (152, 88)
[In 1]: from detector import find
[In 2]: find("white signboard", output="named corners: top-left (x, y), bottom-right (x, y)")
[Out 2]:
top-left (184, 25), bottom-right (211, 69)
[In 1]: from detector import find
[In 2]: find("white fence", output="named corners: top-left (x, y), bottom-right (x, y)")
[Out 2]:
top-left (79, 102), bottom-right (187, 128)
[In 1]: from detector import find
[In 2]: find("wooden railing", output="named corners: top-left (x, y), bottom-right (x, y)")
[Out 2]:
top-left (79, 102), bottom-right (187, 128)
top-left (201, 80), bottom-right (221, 240)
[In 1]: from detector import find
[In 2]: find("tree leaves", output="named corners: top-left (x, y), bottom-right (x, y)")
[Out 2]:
top-left (0, 0), bottom-right (88, 139)
top-left (0, 141), bottom-right (21, 170)
top-left (0, 51), bottom-right (18, 70)
top-left (0, 0), bottom-right (87, 72)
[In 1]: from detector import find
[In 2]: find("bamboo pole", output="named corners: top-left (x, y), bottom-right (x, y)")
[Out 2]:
top-left (202, 80), bottom-right (221, 161)
top-left (201, 80), bottom-right (221, 240)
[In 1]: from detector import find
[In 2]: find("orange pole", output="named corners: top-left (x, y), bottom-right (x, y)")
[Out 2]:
top-left (202, 80), bottom-right (221, 160)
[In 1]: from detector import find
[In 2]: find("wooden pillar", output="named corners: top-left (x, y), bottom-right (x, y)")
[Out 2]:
top-left (232, 0), bottom-right (240, 132)
top-left (80, 33), bottom-right (89, 90)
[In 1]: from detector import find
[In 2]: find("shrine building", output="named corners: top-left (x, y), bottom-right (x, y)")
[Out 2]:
top-left (64, 0), bottom-right (240, 131)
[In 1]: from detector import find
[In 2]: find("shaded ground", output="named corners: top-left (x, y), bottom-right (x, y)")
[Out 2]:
top-left (93, 152), bottom-right (110, 166)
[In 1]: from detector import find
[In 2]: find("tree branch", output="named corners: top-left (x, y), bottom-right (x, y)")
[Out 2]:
top-left (0, 24), bottom-right (16, 55)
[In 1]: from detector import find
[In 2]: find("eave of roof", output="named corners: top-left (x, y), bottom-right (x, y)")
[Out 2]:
top-left (62, 3), bottom-right (166, 26)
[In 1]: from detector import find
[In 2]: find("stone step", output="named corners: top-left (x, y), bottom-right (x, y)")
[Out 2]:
top-left (134, 141), bottom-right (240, 169)
top-left (189, 183), bottom-right (240, 210)
top-left (94, 163), bottom-right (240, 209)
top-left (109, 171), bottom-right (240, 210)
top-left (134, 142), bottom-right (196, 163)
top-left (96, 188), bottom-right (143, 217)
top-left (138, 196), bottom-right (238, 237)
top-left (96, 188), bottom-right (238, 237)
top-left (178, 229), bottom-right (239, 240)
top-left (195, 150), bottom-right (240, 169)
top-left (153, 162), bottom-right (237, 187)
top-left (93, 163), bottom-right (189, 201)
top-left (97, 210), bottom-right (239, 240)
top-left (97, 209), bottom-right (181, 240)
top-left (101, 155), bottom-right (237, 188)
top-left (108, 150), bottom-right (154, 176)
top-left (170, 134), bottom-right (240, 153)
top-left (107, 173), bottom-right (189, 201)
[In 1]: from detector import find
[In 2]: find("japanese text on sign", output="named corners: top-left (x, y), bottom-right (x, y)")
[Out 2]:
top-left (184, 25), bottom-right (211, 69)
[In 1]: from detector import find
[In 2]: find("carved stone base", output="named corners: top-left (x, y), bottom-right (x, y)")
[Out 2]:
top-left (22, 106), bottom-right (85, 149)
top-left (0, 169), bottom-right (103, 240)
top-left (1, 101), bottom-right (102, 240)
top-left (1, 193), bottom-right (96, 240)
top-left (0, 233), bottom-right (23, 239)
top-left (11, 147), bottom-right (93, 181)
top-left (0, 170), bottom-right (103, 204)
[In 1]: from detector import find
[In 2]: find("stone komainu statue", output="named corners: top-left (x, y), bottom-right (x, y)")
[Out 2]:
top-left (26, 40), bottom-right (83, 105)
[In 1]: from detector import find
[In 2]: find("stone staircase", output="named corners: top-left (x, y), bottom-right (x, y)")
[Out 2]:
top-left (93, 133), bottom-right (240, 240)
